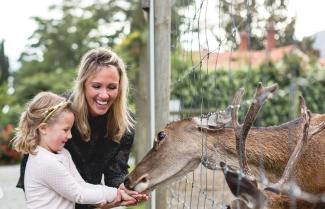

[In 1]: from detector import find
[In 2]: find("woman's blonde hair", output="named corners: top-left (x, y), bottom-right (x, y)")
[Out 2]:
top-left (72, 47), bottom-right (134, 142)
top-left (12, 92), bottom-right (72, 154)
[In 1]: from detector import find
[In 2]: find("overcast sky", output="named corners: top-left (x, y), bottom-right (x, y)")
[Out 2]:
top-left (1, 0), bottom-right (325, 70)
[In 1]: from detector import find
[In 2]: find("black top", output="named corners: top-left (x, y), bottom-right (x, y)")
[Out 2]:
top-left (17, 113), bottom-right (135, 209)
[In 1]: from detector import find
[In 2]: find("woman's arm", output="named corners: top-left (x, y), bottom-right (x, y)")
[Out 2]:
top-left (16, 154), bottom-right (28, 190)
top-left (103, 131), bottom-right (134, 187)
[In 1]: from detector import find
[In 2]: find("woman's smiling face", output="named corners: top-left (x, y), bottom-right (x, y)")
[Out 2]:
top-left (84, 65), bottom-right (120, 117)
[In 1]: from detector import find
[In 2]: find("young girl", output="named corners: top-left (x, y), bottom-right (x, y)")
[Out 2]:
top-left (12, 92), bottom-right (136, 209)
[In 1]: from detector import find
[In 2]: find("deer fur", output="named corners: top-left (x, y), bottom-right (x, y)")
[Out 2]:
top-left (125, 113), bottom-right (325, 193)
top-left (124, 83), bottom-right (325, 201)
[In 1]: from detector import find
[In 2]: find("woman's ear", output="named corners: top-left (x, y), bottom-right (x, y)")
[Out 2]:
top-left (38, 123), bottom-right (48, 135)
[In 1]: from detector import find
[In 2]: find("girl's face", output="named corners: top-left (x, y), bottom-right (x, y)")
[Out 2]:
top-left (39, 111), bottom-right (74, 153)
top-left (84, 66), bottom-right (120, 117)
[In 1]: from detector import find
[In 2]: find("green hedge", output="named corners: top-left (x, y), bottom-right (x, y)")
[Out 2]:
top-left (171, 55), bottom-right (325, 126)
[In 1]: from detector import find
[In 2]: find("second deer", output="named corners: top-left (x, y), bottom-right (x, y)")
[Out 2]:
top-left (221, 95), bottom-right (325, 208)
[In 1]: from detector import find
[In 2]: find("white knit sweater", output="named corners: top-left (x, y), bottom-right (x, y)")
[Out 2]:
top-left (24, 146), bottom-right (117, 209)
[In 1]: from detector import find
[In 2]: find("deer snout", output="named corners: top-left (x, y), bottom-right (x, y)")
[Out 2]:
top-left (124, 174), bottom-right (150, 192)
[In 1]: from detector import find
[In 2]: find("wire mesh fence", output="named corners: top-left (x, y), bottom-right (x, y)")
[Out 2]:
top-left (161, 0), bottom-right (325, 208)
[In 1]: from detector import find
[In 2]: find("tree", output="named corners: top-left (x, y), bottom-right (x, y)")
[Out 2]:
top-left (17, 0), bottom-right (142, 77)
top-left (0, 40), bottom-right (9, 85)
top-left (14, 0), bottom-right (143, 101)
top-left (298, 36), bottom-right (320, 60)
top-left (218, 0), bottom-right (295, 50)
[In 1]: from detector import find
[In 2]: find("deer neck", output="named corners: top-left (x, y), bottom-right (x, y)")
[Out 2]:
top-left (201, 118), bottom-right (304, 181)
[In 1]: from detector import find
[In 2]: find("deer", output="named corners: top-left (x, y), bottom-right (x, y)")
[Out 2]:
top-left (124, 83), bottom-right (325, 206)
top-left (220, 95), bottom-right (325, 208)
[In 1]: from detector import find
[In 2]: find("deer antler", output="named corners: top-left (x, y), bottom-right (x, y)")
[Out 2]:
top-left (222, 95), bottom-right (325, 208)
top-left (231, 82), bottom-right (278, 175)
top-left (267, 96), bottom-right (325, 193)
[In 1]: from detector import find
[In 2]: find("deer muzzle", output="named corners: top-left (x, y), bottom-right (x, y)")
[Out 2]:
top-left (124, 173), bottom-right (150, 193)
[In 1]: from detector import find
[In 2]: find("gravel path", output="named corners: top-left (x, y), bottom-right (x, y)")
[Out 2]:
top-left (0, 164), bottom-right (26, 209)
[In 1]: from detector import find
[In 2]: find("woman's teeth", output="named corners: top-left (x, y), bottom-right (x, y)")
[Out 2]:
top-left (96, 100), bottom-right (108, 105)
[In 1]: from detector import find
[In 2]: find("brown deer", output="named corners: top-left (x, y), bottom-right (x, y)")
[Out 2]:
top-left (221, 95), bottom-right (325, 208)
top-left (124, 83), bottom-right (325, 202)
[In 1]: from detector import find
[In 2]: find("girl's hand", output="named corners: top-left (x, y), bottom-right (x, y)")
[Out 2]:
top-left (96, 188), bottom-right (137, 208)
top-left (119, 183), bottom-right (150, 205)
top-left (119, 188), bottom-right (137, 206)
top-left (96, 190), bottom-right (122, 209)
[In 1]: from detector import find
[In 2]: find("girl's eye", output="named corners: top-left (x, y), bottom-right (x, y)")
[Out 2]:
top-left (92, 85), bottom-right (100, 89)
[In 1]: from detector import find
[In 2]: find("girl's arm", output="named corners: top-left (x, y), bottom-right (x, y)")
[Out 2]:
top-left (41, 150), bottom-right (117, 204)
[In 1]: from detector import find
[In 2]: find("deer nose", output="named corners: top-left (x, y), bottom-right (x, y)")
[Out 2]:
top-left (138, 174), bottom-right (148, 184)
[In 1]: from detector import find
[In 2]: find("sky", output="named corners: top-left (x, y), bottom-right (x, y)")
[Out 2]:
top-left (0, 0), bottom-right (61, 70)
top-left (1, 0), bottom-right (325, 70)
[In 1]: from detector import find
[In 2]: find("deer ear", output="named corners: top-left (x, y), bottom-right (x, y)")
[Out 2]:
top-left (193, 108), bottom-right (232, 131)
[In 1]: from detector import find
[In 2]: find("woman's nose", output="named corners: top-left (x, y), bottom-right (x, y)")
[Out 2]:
top-left (99, 89), bottom-right (110, 99)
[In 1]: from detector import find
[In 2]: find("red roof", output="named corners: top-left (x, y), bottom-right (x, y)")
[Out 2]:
top-left (193, 45), bottom-right (309, 70)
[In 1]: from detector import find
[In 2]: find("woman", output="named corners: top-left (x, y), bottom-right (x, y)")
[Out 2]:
top-left (17, 48), bottom-right (147, 208)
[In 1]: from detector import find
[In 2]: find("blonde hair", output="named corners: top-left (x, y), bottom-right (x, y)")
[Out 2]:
top-left (72, 47), bottom-right (134, 142)
top-left (12, 92), bottom-right (72, 154)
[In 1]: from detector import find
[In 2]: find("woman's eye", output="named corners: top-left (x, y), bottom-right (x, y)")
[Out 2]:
top-left (108, 85), bottom-right (117, 90)
top-left (92, 85), bottom-right (100, 89)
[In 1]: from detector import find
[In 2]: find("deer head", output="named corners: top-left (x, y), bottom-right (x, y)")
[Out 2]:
top-left (125, 83), bottom-right (325, 196)
top-left (124, 119), bottom-right (203, 192)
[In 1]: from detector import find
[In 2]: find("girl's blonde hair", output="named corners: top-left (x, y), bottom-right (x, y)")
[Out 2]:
top-left (72, 47), bottom-right (134, 142)
top-left (12, 92), bottom-right (72, 154)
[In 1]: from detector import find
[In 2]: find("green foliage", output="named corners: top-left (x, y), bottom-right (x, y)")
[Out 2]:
top-left (126, 203), bottom-right (145, 209)
top-left (298, 36), bottom-right (320, 59)
top-left (0, 82), bottom-right (19, 127)
top-left (19, 0), bottom-right (139, 71)
top-left (0, 83), bottom-right (10, 126)
top-left (171, 54), bottom-right (325, 126)
top-left (0, 40), bottom-right (10, 85)
top-left (13, 68), bottom-right (75, 104)
top-left (5, 68), bottom-right (75, 127)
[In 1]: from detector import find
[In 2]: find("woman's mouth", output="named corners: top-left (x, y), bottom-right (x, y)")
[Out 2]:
top-left (96, 100), bottom-right (108, 105)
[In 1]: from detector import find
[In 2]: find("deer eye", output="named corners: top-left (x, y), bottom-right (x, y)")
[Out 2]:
top-left (157, 131), bottom-right (166, 141)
